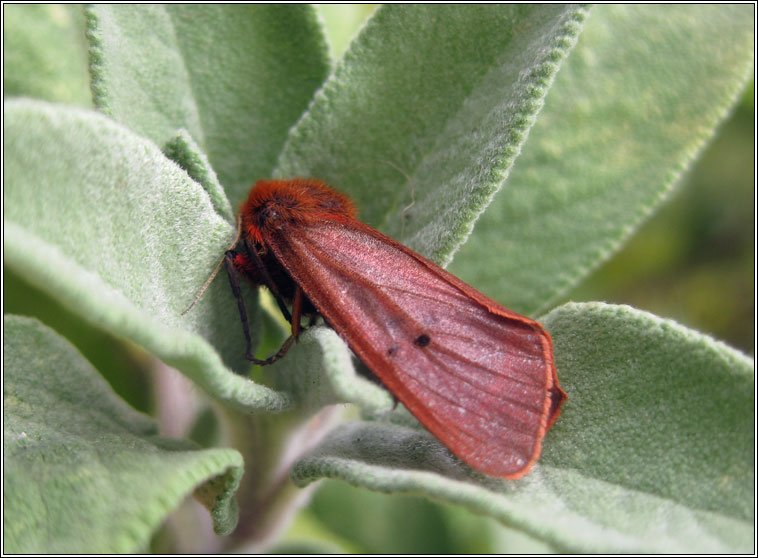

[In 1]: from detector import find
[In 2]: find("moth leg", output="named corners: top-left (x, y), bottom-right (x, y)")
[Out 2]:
top-left (245, 237), bottom-right (292, 323)
top-left (226, 259), bottom-right (304, 366)
top-left (247, 286), bottom-right (305, 366)
top-left (223, 249), bottom-right (283, 366)
top-left (292, 287), bottom-right (318, 330)
top-left (252, 335), bottom-right (296, 366)
top-left (225, 250), bottom-right (256, 362)
top-left (290, 286), bottom-right (304, 336)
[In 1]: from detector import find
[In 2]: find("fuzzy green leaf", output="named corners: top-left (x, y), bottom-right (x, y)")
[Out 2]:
top-left (3, 315), bottom-right (244, 553)
top-left (276, 4), bottom-right (587, 263)
top-left (86, 4), bottom-right (330, 207)
top-left (540, 303), bottom-right (754, 524)
top-left (292, 303), bottom-right (754, 553)
top-left (3, 4), bottom-right (92, 106)
top-left (162, 129), bottom-right (235, 224)
top-left (3, 6), bottom-right (753, 552)
top-left (3, 99), bottom-right (288, 413)
top-left (269, 326), bottom-right (393, 414)
top-left (447, 4), bottom-right (756, 315)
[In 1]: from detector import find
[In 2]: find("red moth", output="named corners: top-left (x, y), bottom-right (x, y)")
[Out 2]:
top-left (220, 178), bottom-right (565, 479)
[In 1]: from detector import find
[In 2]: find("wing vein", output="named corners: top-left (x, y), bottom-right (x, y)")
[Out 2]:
top-left (299, 234), bottom-right (546, 431)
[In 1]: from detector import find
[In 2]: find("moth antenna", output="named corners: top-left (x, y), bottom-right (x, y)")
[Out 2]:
top-left (181, 216), bottom-right (243, 316)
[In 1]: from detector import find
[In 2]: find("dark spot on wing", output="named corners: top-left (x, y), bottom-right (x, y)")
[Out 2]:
top-left (414, 334), bottom-right (431, 347)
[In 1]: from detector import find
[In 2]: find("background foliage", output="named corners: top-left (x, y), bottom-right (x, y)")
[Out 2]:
top-left (3, 4), bottom-right (754, 553)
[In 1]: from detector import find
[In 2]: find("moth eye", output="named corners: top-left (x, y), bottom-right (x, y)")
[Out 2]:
top-left (256, 205), bottom-right (277, 227)
top-left (413, 333), bottom-right (431, 347)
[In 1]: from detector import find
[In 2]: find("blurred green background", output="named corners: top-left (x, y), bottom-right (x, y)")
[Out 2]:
top-left (4, 4), bottom-right (754, 553)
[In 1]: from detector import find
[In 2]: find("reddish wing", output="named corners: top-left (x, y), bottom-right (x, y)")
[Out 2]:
top-left (265, 217), bottom-right (565, 478)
